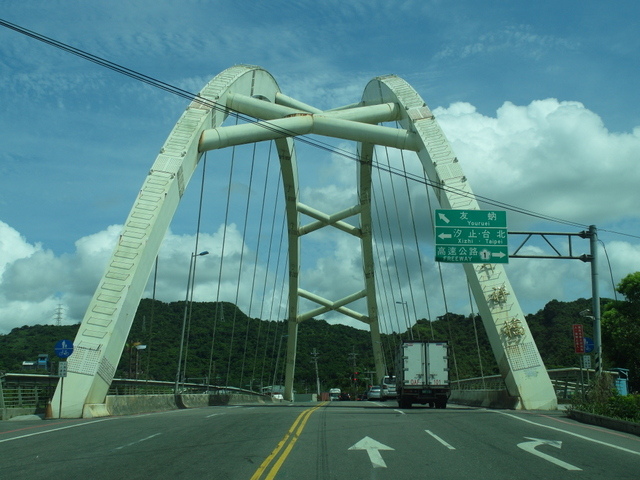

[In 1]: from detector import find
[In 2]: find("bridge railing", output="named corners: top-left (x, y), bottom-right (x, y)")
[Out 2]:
top-left (1, 368), bottom-right (620, 419)
top-left (1, 372), bottom-right (266, 419)
top-left (450, 368), bottom-right (619, 401)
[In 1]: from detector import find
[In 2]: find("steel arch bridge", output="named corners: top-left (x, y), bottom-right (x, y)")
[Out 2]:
top-left (52, 65), bottom-right (557, 417)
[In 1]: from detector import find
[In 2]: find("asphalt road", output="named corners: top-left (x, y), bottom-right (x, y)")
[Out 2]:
top-left (1, 402), bottom-right (639, 479)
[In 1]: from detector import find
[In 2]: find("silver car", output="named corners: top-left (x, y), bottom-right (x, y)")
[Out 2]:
top-left (367, 385), bottom-right (382, 400)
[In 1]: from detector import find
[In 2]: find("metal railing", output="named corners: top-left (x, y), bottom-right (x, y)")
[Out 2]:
top-left (1, 372), bottom-right (266, 418)
top-left (450, 368), bottom-right (619, 400)
top-left (2, 368), bottom-right (619, 418)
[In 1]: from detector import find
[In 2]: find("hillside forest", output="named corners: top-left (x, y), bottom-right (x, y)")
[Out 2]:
top-left (3, 288), bottom-right (636, 393)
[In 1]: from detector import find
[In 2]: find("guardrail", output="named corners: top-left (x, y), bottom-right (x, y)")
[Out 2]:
top-left (1, 368), bottom-right (620, 419)
top-left (0, 373), bottom-right (266, 420)
top-left (450, 368), bottom-right (619, 401)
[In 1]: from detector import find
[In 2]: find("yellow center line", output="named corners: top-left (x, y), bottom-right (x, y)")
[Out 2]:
top-left (250, 402), bottom-right (327, 480)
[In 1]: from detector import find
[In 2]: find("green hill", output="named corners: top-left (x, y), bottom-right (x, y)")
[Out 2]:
top-left (0, 297), bottom-right (605, 393)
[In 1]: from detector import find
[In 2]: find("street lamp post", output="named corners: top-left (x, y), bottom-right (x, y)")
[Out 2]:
top-left (396, 300), bottom-right (412, 340)
top-left (135, 344), bottom-right (147, 380)
top-left (175, 251), bottom-right (209, 394)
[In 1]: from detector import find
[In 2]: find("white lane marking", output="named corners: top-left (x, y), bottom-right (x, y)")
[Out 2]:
top-left (115, 433), bottom-right (162, 450)
top-left (393, 409), bottom-right (406, 415)
top-left (517, 437), bottom-right (581, 471)
top-left (206, 413), bottom-right (222, 418)
top-left (425, 430), bottom-right (456, 450)
top-left (494, 411), bottom-right (640, 456)
top-left (348, 436), bottom-right (395, 468)
top-left (0, 418), bottom-right (114, 444)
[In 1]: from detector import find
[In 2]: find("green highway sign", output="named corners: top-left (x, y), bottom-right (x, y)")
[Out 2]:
top-left (435, 209), bottom-right (509, 264)
top-left (435, 209), bottom-right (506, 228)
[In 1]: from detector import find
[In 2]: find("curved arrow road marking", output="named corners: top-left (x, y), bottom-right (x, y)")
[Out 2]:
top-left (517, 437), bottom-right (581, 471)
top-left (349, 436), bottom-right (395, 468)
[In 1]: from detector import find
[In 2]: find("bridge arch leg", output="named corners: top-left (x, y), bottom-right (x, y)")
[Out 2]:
top-left (53, 65), bottom-right (288, 417)
top-left (361, 75), bottom-right (557, 410)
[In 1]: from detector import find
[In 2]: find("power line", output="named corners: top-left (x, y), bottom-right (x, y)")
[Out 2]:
top-left (2, 18), bottom-right (637, 239)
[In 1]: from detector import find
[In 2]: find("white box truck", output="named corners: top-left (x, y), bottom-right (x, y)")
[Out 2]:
top-left (395, 341), bottom-right (450, 409)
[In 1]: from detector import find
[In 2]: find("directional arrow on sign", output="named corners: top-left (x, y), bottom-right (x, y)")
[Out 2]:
top-left (438, 232), bottom-right (452, 239)
top-left (348, 436), bottom-right (395, 468)
top-left (437, 212), bottom-right (450, 224)
top-left (517, 437), bottom-right (581, 471)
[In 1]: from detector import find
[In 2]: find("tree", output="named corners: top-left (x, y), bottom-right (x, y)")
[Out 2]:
top-left (602, 272), bottom-right (640, 392)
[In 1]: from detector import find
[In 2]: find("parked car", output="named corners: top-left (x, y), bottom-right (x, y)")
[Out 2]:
top-left (339, 392), bottom-right (351, 401)
top-left (367, 385), bottom-right (382, 400)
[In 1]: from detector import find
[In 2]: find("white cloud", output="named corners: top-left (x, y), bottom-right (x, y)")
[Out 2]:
top-left (434, 99), bottom-right (640, 225)
top-left (1, 96), bottom-right (639, 335)
top-left (0, 221), bottom-right (40, 277)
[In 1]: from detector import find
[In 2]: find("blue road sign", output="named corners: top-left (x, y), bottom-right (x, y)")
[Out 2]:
top-left (584, 337), bottom-right (595, 353)
top-left (54, 339), bottom-right (74, 359)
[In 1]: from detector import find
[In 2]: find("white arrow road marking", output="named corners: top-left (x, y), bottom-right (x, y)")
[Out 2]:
top-left (517, 437), bottom-right (581, 471)
top-left (425, 430), bottom-right (456, 450)
top-left (348, 436), bottom-right (395, 468)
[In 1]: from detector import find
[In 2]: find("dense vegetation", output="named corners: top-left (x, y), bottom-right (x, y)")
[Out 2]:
top-left (571, 374), bottom-right (640, 423)
top-left (4, 295), bottom-right (631, 395)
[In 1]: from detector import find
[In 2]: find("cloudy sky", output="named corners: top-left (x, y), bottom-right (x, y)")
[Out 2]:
top-left (1, 1), bottom-right (639, 336)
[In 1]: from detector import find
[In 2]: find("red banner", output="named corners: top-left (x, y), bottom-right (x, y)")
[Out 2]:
top-left (572, 324), bottom-right (585, 354)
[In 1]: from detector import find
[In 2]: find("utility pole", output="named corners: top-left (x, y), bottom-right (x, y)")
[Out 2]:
top-left (311, 348), bottom-right (321, 398)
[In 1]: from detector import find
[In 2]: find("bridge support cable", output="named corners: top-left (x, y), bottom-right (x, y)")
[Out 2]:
top-left (370, 185), bottom-right (405, 365)
top-left (178, 156), bottom-right (208, 390)
top-left (371, 153), bottom-right (406, 339)
top-left (380, 145), bottom-right (416, 339)
top-left (242, 142), bottom-right (277, 389)
top-left (257, 213), bottom-right (288, 390)
top-left (436, 264), bottom-right (462, 383)
top-left (54, 65), bottom-right (556, 416)
top-left (397, 147), bottom-right (433, 340)
top-left (224, 141), bottom-right (259, 387)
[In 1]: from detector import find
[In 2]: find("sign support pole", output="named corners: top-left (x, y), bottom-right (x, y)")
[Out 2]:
top-left (589, 225), bottom-right (602, 375)
top-left (58, 376), bottom-right (64, 419)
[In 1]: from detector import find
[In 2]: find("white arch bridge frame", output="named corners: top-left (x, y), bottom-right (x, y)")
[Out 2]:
top-left (53, 65), bottom-right (556, 417)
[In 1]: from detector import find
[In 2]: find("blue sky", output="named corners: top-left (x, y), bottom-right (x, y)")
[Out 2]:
top-left (1, 1), bottom-right (639, 334)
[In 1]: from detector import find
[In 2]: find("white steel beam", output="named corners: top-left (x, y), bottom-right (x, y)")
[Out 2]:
top-left (297, 203), bottom-right (361, 236)
top-left (297, 288), bottom-right (369, 323)
top-left (199, 110), bottom-right (417, 152)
